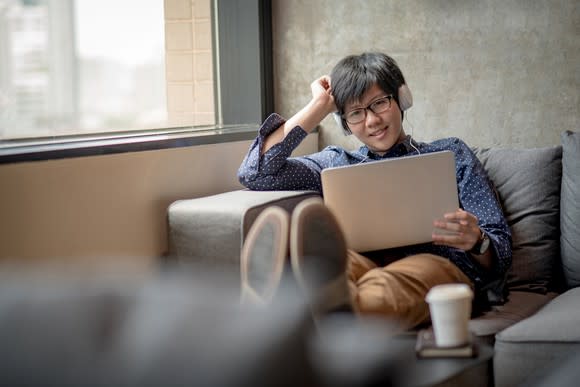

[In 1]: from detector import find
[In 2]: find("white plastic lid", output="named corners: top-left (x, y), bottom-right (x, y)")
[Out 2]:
top-left (425, 283), bottom-right (473, 303)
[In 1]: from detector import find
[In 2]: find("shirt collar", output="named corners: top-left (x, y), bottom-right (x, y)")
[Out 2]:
top-left (360, 135), bottom-right (419, 159)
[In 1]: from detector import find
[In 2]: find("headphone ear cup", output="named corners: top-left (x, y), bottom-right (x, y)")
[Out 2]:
top-left (332, 112), bottom-right (350, 134)
top-left (332, 112), bottom-right (343, 128)
top-left (398, 84), bottom-right (413, 111)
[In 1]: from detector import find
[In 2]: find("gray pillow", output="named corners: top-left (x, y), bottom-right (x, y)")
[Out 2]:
top-left (561, 130), bottom-right (580, 288)
top-left (474, 146), bottom-right (562, 293)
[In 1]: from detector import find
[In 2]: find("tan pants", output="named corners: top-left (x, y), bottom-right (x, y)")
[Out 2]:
top-left (347, 251), bottom-right (473, 331)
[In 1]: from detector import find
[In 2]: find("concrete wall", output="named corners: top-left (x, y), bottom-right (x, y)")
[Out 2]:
top-left (272, 0), bottom-right (579, 148)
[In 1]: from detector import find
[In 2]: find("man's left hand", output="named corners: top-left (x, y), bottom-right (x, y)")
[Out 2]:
top-left (432, 209), bottom-right (481, 251)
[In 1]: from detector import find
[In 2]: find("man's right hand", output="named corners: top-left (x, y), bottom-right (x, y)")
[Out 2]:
top-left (311, 75), bottom-right (338, 116)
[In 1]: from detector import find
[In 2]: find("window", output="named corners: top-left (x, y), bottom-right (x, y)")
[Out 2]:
top-left (0, 0), bottom-right (272, 161)
top-left (0, 0), bottom-right (168, 139)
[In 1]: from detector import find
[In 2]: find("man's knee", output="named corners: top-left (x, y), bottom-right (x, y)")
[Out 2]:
top-left (354, 277), bottom-right (430, 329)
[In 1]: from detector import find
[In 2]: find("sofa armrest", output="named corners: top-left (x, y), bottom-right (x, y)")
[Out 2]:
top-left (168, 190), bottom-right (319, 270)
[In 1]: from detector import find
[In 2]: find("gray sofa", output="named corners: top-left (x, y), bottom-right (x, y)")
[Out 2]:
top-left (168, 130), bottom-right (580, 387)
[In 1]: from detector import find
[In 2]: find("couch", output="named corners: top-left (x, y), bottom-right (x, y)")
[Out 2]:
top-left (168, 130), bottom-right (580, 387)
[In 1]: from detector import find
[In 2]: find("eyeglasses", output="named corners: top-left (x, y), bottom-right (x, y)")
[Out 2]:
top-left (342, 95), bottom-right (394, 125)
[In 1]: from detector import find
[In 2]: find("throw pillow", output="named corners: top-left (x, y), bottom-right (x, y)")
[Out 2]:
top-left (474, 146), bottom-right (562, 293)
top-left (560, 130), bottom-right (580, 288)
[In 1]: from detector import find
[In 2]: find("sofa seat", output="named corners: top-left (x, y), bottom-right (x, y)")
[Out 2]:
top-left (469, 290), bottom-right (558, 341)
top-left (493, 287), bottom-right (580, 387)
top-left (168, 188), bottom-right (559, 342)
top-left (168, 190), bottom-right (318, 281)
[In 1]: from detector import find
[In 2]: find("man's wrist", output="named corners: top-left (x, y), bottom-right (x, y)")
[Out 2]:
top-left (470, 228), bottom-right (491, 255)
top-left (309, 97), bottom-right (335, 118)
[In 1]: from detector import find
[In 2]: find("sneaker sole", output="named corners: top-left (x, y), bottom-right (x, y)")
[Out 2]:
top-left (290, 198), bottom-right (350, 315)
top-left (240, 206), bottom-right (290, 305)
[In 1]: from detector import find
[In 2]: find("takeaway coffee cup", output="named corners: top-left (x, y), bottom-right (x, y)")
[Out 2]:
top-left (425, 283), bottom-right (473, 347)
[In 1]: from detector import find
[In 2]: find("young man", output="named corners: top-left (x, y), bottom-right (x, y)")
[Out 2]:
top-left (238, 52), bottom-right (511, 329)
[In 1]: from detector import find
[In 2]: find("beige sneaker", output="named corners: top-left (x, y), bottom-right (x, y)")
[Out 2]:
top-left (290, 198), bottom-right (352, 317)
top-left (240, 206), bottom-right (290, 305)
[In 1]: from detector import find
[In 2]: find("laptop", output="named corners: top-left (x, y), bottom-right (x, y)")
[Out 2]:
top-left (320, 151), bottom-right (459, 252)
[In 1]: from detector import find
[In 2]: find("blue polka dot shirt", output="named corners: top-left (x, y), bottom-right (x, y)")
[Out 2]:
top-left (238, 113), bottom-right (512, 297)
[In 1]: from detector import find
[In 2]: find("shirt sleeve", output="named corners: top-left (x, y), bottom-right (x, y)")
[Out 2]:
top-left (237, 113), bottom-right (324, 191)
top-left (453, 139), bottom-right (513, 279)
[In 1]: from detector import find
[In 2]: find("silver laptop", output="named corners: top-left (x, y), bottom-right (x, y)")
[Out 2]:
top-left (321, 151), bottom-right (459, 252)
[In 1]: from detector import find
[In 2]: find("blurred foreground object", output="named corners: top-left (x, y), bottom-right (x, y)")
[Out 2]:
top-left (0, 263), bottom-right (404, 387)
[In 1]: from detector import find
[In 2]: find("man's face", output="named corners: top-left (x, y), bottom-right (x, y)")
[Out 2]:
top-left (343, 83), bottom-right (406, 155)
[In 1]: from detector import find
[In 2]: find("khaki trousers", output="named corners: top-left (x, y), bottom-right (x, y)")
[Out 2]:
top-left (347, 251), bottom-right (473, 331)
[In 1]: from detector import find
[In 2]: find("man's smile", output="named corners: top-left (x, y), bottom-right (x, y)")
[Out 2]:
top-left (369, 126), bottom-right (388, 138)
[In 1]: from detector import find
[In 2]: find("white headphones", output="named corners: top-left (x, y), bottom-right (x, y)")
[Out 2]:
top-left (333, 83), bottom-right (413, 131)
top-left (397, 83), bottom-right (413, 111)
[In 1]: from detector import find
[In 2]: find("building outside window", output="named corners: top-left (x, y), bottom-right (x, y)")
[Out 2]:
top-left (0, 0), bottom-right (217, 141)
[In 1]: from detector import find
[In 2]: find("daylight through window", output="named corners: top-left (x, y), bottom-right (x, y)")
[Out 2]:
top-left (0, 0), bottom-right (215, 140)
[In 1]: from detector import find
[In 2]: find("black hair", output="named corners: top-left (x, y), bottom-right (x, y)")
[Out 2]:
top-left (330, 52), bottom-right (407, 134)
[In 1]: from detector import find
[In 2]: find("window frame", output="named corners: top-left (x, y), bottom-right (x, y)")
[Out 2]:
top-left (0, 0), bottom-right (273, 164)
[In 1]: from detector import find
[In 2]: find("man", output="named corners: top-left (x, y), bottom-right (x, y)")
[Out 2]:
top-left (238, 52), bottom-right (511, 329)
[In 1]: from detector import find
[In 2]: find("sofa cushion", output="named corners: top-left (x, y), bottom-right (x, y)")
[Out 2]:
top-left (468, 290), bottom-right (556, 338)
top-left (493, 287), bottom-right (580, 387)
top-left (560, 130), bottom-right (580, 288)
top-left (474, 146), bottom-right (562, 293)
top-left (495, 287), bottom-right (580, 343)
top-left (520, 349), bottom-right (580, 387)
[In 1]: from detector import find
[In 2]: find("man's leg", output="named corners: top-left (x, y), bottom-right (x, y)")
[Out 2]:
top-left (241, 203), bottom-right (473, 332)
top-left (290, 198), bottom-right (352, 317)
top-left (345, 250), bottom-right (378, 308)
top-left (346, 250), bottom-right (378, 283)
top-left (351, 254), bottom-right (473, 330)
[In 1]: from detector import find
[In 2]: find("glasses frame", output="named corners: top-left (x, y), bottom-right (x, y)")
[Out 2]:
top-left (342, 95), bottom-right (394, 125)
